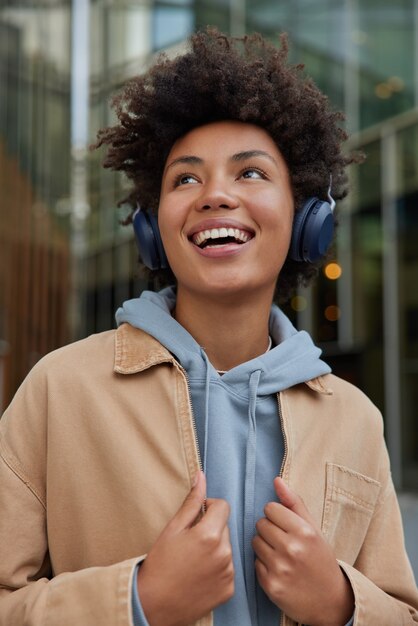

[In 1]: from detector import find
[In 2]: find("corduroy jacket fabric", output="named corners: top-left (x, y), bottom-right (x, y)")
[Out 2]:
top-left (0, 323), bottom-right (417, 626)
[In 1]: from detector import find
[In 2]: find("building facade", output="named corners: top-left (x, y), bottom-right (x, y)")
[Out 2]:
top-left (1, 0), bottom-right (418, 489)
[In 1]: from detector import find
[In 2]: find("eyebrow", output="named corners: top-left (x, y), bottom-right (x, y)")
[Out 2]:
top-left (231, 150), bottom-right (277, 165)
top-left (165, 155), bottom-right (203, 170)
top-left (166, 149), bottom-right (277, 171)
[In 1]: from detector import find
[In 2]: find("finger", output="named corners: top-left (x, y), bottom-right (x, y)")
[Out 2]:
top-left (264, 499), bottom-right (316, 536)
top-left (255, 557), bottom-right (269, 587)
top-left (255, 516), bottom-right (285, 549)
top-left (168, 471), bottom-right (206, 532)
top-left (252, 534), bottom-right (275, 566)
top-left (263, 500), bottom-right (302, 533)
top-left (273, 477), bottom-right (316, 526)
top-left (221, 524), bottom-right (233, 556)
top-left (198, 497), bottom-right (230, 534)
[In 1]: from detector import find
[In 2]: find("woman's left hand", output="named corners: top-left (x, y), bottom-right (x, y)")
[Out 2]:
top-left (252, 477), bottom-right (354, 626)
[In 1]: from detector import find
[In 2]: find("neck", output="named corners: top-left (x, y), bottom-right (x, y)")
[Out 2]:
top-left (173, 287), bottom-right (274, 371)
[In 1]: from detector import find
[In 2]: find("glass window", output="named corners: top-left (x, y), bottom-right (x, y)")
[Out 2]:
top-left (152, 2), bottom-right (194, 50)
top-left (397, 123), bottom-right (418, 488)
top-left (246, 0), bottom-right (415, 131)
top-left (316, 141), bottom-right (385, 412)
top-left (194, 0), bottom-right (231, 34)
top-left (350, 141), bottom-right (385, 412)
top-left (0, 1), bottom-right (72, 408)
top-left (356, 1), bottom-right (414, 127)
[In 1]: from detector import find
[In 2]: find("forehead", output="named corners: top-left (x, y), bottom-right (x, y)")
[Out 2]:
top-left (165, 120), bottom-right (284, 164)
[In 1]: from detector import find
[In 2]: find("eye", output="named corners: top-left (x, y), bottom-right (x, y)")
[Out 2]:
top-left (239, 167), bottom-right (268, 180)
top-left (173, 172), bottom-right (199, 187)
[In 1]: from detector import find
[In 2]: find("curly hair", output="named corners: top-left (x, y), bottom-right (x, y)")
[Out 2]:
top-left (95, 28), bottom-right (359, 301)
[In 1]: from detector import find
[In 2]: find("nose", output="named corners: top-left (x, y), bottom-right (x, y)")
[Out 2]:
top-left (196, 182), bottom-right (239, 212)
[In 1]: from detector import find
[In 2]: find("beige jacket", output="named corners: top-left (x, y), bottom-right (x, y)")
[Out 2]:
top-left (0, 323), bottom-right (417, 626)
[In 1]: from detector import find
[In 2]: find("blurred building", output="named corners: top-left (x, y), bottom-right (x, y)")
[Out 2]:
top-left (0, 0), bottom-right (417, 490)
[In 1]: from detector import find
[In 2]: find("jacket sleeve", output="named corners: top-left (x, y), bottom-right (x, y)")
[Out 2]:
top-left (0, 447), bottom-right (144, 626)
top-left (338, 442), bottom-right (418, 626)
top-left (0, 356), bottom-right (147, 626)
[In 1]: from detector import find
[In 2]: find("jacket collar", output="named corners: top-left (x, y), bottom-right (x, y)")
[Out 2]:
top-left (305, 377), bottom-right (333, 395)
top-left (114, 323), bottom-right (175, 374)
top-left (114, 323), bottom-right (333, 395)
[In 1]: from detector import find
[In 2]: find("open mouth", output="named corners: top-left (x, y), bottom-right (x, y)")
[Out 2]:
top-left (190, 227), bottom-right (253, 249)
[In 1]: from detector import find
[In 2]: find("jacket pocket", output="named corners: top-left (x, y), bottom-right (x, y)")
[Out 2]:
top-left (321, 462), bottom-right (380, 565)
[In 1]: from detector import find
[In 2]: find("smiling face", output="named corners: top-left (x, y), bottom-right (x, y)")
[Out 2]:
top-left (158, 120), bottom-right (295, 302)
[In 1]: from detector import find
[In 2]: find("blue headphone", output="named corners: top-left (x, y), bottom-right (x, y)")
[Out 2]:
top-left (289, 182), bottom-right (336, 263)
top-left (132, 208), bottom-right (169, 270)
top-left (133, 184), bottom-right (335, 270)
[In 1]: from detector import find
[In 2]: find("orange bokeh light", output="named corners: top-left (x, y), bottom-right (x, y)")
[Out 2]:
top-left (324, 262), bottom-right (342, 280)
top-left (324, 305), bottom-right (341, 322)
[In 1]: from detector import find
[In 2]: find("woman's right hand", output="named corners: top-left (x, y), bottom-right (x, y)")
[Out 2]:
top-left (136, 472), bottom-right (234, 626)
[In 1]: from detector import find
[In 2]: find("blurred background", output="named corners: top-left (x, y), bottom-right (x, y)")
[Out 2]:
top-left (0, 0), bottom-right (417, 561)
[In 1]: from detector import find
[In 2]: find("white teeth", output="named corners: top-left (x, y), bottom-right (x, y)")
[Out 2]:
top-left (192, 226), bottom-right (252, 247)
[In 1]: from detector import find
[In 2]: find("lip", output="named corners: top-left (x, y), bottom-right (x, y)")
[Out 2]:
top-left (186, 217), bottom-right (255, 239)
top-left (193, 238), bottom-right (254, 258)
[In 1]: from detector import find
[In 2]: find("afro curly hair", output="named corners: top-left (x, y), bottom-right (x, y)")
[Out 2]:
top-left (95, 27), bottom-right (359, 302)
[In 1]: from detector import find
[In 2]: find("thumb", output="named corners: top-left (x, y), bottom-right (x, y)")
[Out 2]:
top-left (273, 476), bottom-right (316, 526)
top-left (168, 471), bottom-right (206, 533)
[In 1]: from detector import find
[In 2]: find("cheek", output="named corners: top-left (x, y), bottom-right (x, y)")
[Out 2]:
top-left (158, 203), bottom-right (176, 245)
top-left (262, 204), bottom-right (294, 241)
top-left (251, 187), bottom-right (294, 225)
top-left (157, 203), bottom-right (188, 272)
top-left (257, 203), bottom-right (294, 269)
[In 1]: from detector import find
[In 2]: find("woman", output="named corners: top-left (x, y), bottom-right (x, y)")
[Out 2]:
top-left (1, 29), bottom-right (417, 626)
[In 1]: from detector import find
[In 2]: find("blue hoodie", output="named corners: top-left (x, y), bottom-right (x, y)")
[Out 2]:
top-left (115, 287), bottom-right (331, 626)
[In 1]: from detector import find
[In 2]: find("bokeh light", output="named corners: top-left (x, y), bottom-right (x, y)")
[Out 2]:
top-left (388, 76), bottom-right (405, 92)
top-left (375, 77), bottom-right (405, 100)
top-left (291, 295), bottom-right (307, 312)
top-left (324, 305), bottom-right (341, 322)
top-left (375, 83), bottom-right (392, 99)
top-left (324, 262), bottom-right (342, 280)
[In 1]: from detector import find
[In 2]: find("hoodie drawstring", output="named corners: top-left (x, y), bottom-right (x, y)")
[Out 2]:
top-left (244, 368), bottom-right (262, 623)
top-left (201, 349), bottom-right (211, 475)
top-left (200, 354), bottom-right (262, 622)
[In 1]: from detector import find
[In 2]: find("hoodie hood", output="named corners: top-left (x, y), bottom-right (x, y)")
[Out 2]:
top-left (115, 285), bottom-right (331, 395)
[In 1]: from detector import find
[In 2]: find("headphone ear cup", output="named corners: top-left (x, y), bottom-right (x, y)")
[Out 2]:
top-left (289, 198), bottom-right (334, 263)
top-left (133, 209), bottom-right (169, 270)
top-left (147, 211), bottom-right (169, 270)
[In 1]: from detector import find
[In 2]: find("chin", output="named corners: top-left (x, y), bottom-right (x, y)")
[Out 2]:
top-left (187, 275), bottom-right (277, 302)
